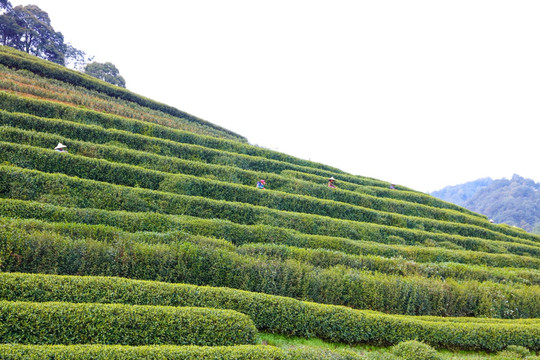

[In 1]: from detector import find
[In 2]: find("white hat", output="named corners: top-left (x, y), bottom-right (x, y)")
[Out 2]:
top-left (329, 177), bottom-right (336, 181)
top-left (55, 143), bottom-right (67, 149)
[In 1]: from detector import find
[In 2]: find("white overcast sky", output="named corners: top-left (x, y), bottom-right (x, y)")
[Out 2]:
top-left (10, 0), bottom-right (540, 192)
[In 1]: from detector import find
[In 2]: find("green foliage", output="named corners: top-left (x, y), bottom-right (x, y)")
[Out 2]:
top-left (84, 61), bottom-right (126, 87)
top-left (1, 123), bottom-right (512, 232)
top-left (1, 5), bottom-right (77, 66)
top-left (0, 104), bottom-right (531, 245)
top-left (2, 272), bottom-right (540, 352)
top-left (494, 345), bottom-right (534, 359)
top-left (0, 100), bottom-right (341, 176)
top-left (2, 164), bottom-right (539, 262)
top-left (433, 175), bottom-right (540, 233)
top-left (2, 220), bottom-right (540, 319)
top-left (365, 353), bottom-right (398, 360)
top-left (282, 170), bottom-right (483, 218)
top-left (0, 46), bottom-right (246, 141)
top-left (3, 215), bottom-right (540, 286)
top-left (0, 92), bottom-right (246, 148)
top-left (238, 243), bottom-right (540, 285)
top-left (503, 345), bottom-right (531, 357)
top-left (2, 198), bottom-right (540, 271)
top-left (2, 139), bottom-right (530, 245)
top-left (0, 64), bottom-right (242, 140)
top-left (391, 340), bottom-right (441, 360)
top-left (0, 300), bottom-right (257, 345)
top-left (2, 50), bottom-right (540, 356)
top-left (0, 344), bottom-right (364, 360)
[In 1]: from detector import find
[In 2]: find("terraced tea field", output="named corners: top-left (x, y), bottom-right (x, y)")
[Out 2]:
top-left (1, 45), bottom-right (539, 359)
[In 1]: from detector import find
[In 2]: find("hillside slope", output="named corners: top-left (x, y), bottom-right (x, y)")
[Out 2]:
top-left (1, 46), bottom-right (540, 358)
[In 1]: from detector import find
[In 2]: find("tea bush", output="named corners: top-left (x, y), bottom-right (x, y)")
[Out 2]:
top-left (0, 46), bottom-right (245, 141)
top-left (1, 128), bottom-right (515, 235)
top-left (2, 223), bottom-right (540, 318)
top-left (1, 272), bottom-right (539, 351)
top-left (3, 164), bottom-right (540, 260)
top-left (0, 344), bottom-right (363, 360)
top-left (2, 199), bottom-right (539, 270)
top-left (391, 340), bottom-right (441, 360)
top-left (0, 300), bottom-right (257, 346)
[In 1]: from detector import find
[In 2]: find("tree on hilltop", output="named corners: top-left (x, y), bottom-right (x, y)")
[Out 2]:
top-left (0, 0), bottom-right (17, 46)
top-left (0, 0), bottom-right (12, 12)
top-left (84, 61), bottom-right (126, 88)
top-left (0, 0), bottom-right (91, 68)
top-left (1, 1), bottom-right (125, 84)
top-left (14, 5), bottom-right (65, 63)
top-left (0, 11), bottom-right (19, 46)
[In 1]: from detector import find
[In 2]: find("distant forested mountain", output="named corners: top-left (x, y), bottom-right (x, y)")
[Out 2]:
top-left (431, 175), bottom-right (540, 233)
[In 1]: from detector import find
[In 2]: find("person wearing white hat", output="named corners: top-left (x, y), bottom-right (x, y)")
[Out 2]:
top-left (54, 143), bottom-right (68, 152)
top-left (328, 177), bottom-right (336, 188)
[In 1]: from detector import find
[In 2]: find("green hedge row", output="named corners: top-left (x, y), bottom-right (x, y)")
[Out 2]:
top-left (0, 300), bottom-right (257, 346)
top-left (2, 127), bottom-right (525, 241)
top-left (409, 314), bottom-right (540, 324)
top-left (0, 109), bottom-right (346, 181)
top-left (4, 105), bottom-right (528, 240)
top-left (237, 243), bottom-right (540, 286)
top-left (0, 344), bottom-right (363, 360)
top-left (8, 48), bottom-right (535, 229)
top-left (5, 111), bottom-right (535, 247)
top-left (2, 221), bottom-right (539, 318)
top-left (2, 272), bottom-right (539, 351)
top-left (0, 86), bottom-right (430, 191)
top-left (0, 215), bottom-right (234, 251)
top-left (281, 170), bottom-right (480, 216)
top-left (2, 199), bottom-right (539, 271)
top-left (283, 174), bottom-right (535, 243)
top-left (0, 90), bottom-right (346, 175)
top-left (0, 124), bottom-right (275, 185)
top-left (0, 108), bottom-right (474, 225)
top-left (2, 164), bottom-right (539, 259)
top-left (2, 141), bottom-right (532, 246)
top-left (0, 92), bottom-right (247, 156)
top-left (0, 64), bottom-right (247, 142)
top-left (3, 215), bottom-right (538, 286)
top-left (0, 46), bottom-right (246, 141)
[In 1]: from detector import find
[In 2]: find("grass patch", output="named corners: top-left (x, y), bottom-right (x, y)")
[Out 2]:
top-left (258, 333), bottom-right (537, 359)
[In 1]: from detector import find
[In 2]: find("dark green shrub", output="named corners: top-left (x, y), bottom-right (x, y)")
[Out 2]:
top-left (391, 340), bottom-right (441, 360)
top-left (0, 300), bottom-right (257, 346)
top-left (495, 345), bottom-right (531, 358)
top-left (505, 345), bottom-right (531, 356)
top-left (2, 272), bottom-right (540, 352)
